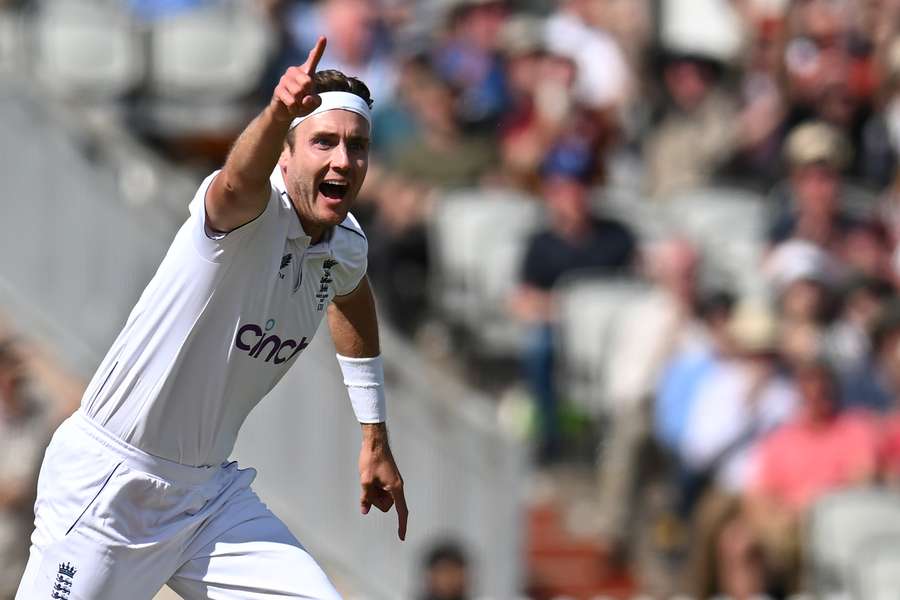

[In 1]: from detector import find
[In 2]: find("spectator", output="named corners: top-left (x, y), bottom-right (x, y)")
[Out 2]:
top-left (768, 121), bottom-right (856, 251)
top-left (715, 360), bottom-right (878, 598)
top-left (510, 143), bottom-right (637, 461)
top-left (764, 240), bottom-right (839, 369)
top-left (544, 0), bottom-right (631, 112)
top-left (496, 15), bottom-right (578, 191)
top-left (643, 51), bottom-right (738, 198)
top-left (0, 341), bottom-right (49, 599)
top-left (839, 219), bottom-right (894, 282)
top-left (365, 62), bottom-right (496, 334)
top-left (825, 275), bottom-right (894, 374)
top-left (680, 301), bottom-right (798, 600)
top-left (679, 301), bottom-right (797, 502)
top-left (842, 298), bottom-right (900, 412)
top-left (655, 290), bottom-right (736, 458)
top-left (432, 0), bottom-right (509, 129)
top-left (419, 540), bottom-right (471, 600)
top-left (726, 16), bottom-right (788, 189)
top-left (595, 239), bottom-right (703, 549)
top-left (276, 0), bottom-right (397, 104)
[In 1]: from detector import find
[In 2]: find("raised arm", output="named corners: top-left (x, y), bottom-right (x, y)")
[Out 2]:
top-left (328, 277), bottom-right (409, 540)
top-left (205, 37), bottom-right (326, 233)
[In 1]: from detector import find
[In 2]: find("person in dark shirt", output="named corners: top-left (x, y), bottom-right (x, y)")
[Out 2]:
top-left (510, 141), bottom-right (637, 461)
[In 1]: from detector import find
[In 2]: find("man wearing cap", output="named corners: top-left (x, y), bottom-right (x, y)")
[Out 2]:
top-left (17, 38), bottom-right (407, 599)
top-left (768, 121), bottom-right (857, 250)
top-left (510, 143), bottom-right (636, 461)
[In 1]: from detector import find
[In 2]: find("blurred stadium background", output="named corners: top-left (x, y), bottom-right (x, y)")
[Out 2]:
top-left (8, 0), bottom-right (900, 598)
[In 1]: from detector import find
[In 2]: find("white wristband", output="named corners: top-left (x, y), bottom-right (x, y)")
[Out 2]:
top-left (336, 353), bottom-right (387, 423)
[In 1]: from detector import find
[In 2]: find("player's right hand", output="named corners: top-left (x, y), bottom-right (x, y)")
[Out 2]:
top-left (270, 36), bottom-right (326, 123)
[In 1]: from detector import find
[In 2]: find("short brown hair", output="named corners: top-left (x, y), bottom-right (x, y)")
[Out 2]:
top-left (285, 69), bottom-right (373, 151)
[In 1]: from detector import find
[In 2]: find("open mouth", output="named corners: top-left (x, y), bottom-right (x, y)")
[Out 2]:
top-left (319, 180), bottom-right (349, 200)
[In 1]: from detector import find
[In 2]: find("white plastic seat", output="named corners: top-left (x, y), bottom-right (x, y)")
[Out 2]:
top-left (663, 187), bottom-right (768, 293)
top-left (853, 534), bottom-right (900, 600)
top-left (429, 188), bottom-right (541, 344)
top-left (31, 1), bottom-right (144, 100)
top-left (468, 198), bottom-right (542, 354)
top-left (555, 276), bottom-right (650, 416)
top-left (0, 8), bottom-right (24, 74)
top-left (807, 487), bottom-right (900, 596)
top-left (149, 4), bottom-right (273, 100)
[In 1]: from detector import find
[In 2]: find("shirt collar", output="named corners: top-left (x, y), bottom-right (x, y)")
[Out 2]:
top-left (271, 167), bottom-right (308, 241)
top-left (271, 167), bottom-right (336, 247)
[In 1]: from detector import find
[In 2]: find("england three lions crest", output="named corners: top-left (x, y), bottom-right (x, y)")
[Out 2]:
top-left (51, 562), bottom-right (76, 599)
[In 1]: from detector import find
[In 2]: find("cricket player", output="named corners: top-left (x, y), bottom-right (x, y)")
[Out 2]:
top-left (16, 37), bottom-right (407, 599)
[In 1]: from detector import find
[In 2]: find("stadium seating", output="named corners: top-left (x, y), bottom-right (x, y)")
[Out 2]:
top-left (852, 534), bottom-right (900, 600)
top-left (429, 188), bottom-right (543, 355)
top-left (0, 8), bottom-right (23, 74)
top-left (144, 2), bottom-right (273, 134)
top-left (662, 187), bottom-right (769, 294)
top-left (595, 184), bottom-right (673, 242)
top-left (807, 487), bottom-right (900, 596)
top-left (31, 1), bottom-right (144, 101)
top-left (555, 276), bottom-right (650, 416)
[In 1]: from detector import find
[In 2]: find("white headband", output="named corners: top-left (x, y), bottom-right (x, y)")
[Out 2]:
top-left (288, 91), bottom-right (372, 130)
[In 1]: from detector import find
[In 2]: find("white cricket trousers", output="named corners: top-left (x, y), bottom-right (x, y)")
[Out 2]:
top-left (15, 410), bottom-right (342, 600)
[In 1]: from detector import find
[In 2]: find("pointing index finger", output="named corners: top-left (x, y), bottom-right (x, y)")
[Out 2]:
top-left (301, 36), bottom-right (326, 75)
top-left (392, 486), bottom-right (409, 541)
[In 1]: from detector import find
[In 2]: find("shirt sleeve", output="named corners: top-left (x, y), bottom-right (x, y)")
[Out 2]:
top-left (188, 170), bottom-right (276, 263)
top-left (332, 218), bottom-right (369, 296)
top-left (520, 236), bottom-right (548, 289)
top-left (750, 434), bottom-right (781, 497)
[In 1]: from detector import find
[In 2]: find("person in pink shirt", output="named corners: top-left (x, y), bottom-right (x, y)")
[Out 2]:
top-left (712, 359), bottom-right (878, 599)
top-left (751, 360), bottom-right (879, 513)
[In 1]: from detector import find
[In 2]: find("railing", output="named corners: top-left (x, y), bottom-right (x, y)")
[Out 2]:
top-left (0, 78), bottom-right (526, 599)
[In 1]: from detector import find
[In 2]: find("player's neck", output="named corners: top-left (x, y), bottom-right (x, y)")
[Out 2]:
top-left (300, 217), bottom-right (336, 246)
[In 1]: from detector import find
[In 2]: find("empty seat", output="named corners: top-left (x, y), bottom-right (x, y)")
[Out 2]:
top-left (663, 187), bottom-right (768, 293)
top-left (555, 276), bottom-right (650, 416)
top-left (31, 1), bottom-right (144, 100)
top-left (807, 487), bottom-right (900, 596)
top-left (853, 535), bottom-right (900, 600)
top-left (468, 199), bottom-right (543, 354)
top-left (150, 4), bottom-right (273, 101)
top-left (0, 8), bottom-right (24, 74)
top-left (429, 188), bottom-right (541, 342)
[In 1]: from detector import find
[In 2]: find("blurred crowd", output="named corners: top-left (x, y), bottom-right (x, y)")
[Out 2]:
top-left (0, 331), bottom-right (71, 600)
top-left (253, 0), bottom-right (900, 597)
top-left (14, 0), bottom-right (900, 597)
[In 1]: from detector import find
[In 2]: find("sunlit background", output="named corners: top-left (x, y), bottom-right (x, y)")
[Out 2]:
top-left (5, 0), bottom-right (900, 598)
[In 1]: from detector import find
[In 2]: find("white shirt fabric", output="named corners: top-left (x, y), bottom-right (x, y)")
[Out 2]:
top-left (81, 168), bottom-right (368, 467)
top-left (544, 11), bottom-right (630, 109)
top-left (679, 361), bottom-right (798, 492)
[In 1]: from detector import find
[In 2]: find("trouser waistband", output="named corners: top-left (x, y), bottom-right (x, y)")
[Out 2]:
top-left (70, 409), bottom-right (220, 485)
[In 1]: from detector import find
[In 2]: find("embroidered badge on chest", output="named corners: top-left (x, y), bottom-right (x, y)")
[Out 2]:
top-left (278, 253), bottom-right (292, 279)
top-left (316, 259), bottom-right (338, 311)
top-left (51, 563), bottom-right (76, 599)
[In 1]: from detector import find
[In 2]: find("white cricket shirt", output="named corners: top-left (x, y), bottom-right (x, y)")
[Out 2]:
top-left (81, 168), bottom-right (368, 466)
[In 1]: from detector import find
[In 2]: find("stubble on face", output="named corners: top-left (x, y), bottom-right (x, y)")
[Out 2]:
top-left (280, 110), bottom-right (369, 242)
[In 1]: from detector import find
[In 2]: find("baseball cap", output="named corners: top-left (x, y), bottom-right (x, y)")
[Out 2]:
top-left (784, 121), bottom-right (850, 170)
top-left (540, 139), bottom-right (595, 183)
top-left (727, 300), bottom-right (779, 354)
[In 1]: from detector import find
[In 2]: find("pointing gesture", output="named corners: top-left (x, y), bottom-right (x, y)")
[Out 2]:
top-left (358, 424), bottom-right (409, 540)
top-left (271, 36), bottom-right (327, 123)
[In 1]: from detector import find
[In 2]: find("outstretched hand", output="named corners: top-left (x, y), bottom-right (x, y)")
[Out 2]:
top-left (270, 36), bottom-right (327, 123)
top-left (359, 424), bottom-right (409, 541)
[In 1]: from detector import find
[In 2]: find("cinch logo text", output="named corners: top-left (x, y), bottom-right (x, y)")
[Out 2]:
top-left (234, 322), bottom-right (309, 364)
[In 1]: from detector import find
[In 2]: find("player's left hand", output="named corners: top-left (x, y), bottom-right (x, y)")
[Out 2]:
top-left (359, 424), bottom-right (408, 540)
